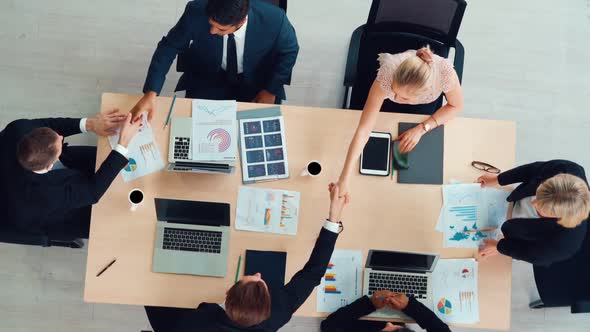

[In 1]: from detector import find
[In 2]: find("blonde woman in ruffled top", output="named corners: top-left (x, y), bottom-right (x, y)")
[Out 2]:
top-left (335, 46), bottom-right (464, 199)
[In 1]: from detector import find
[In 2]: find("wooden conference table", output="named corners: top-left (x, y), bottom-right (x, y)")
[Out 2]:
top-left (84, 93), bottom-right (516, 330)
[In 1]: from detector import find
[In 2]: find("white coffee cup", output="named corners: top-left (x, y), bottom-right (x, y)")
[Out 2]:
top-left (300, 160), bottom-right (322, 177)
top-left (128, 188), bottom-right (144, 212)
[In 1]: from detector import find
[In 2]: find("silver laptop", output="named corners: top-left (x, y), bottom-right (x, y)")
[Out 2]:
top-left (363, 250), bottom-right (439, 319)
top-left (153, 198), bottom-right (230, 277)
top-left (167, 117), bottom-right (234, 174)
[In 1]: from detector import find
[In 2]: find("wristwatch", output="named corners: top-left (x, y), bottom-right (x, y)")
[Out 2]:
top-left (421, 122), bottom-right (431, 133)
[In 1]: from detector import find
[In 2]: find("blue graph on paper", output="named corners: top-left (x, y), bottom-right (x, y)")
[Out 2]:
top-left (441, 184), bottom-right (508, 248)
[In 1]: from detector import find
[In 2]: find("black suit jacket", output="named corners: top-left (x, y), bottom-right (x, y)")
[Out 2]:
top-left (143, 0), bottom-right (299, 100)
top-left (497, 160), bottom-right (589, 266)
top-left (145, 228), bottom-right (339, 332)
top-left (0, 118), bottom-right (128, 234)
top-left (321, 295), bottom-right (451, 332)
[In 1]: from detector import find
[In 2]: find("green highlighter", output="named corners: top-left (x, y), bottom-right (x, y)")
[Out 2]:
top-left (392, 141), bottom-right (409, 170)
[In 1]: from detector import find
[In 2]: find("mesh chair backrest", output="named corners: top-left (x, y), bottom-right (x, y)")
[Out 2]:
top-left (367, 0), bottom-right (466, 44)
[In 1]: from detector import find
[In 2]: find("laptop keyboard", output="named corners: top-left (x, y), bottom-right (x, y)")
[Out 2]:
top-left (173, 137), bottom-right (190, 160)
top-left (368, 272), bottom-right (428, 299)
top-left (162, 228), bottom-right (222, 253)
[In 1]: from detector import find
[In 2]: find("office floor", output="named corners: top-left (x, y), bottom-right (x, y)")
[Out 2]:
top-left (0, 0), bottom-right (589, 331)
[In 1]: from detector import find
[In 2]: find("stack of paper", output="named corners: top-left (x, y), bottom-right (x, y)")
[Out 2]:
top-left (436, 183), bottom-right (510, 248)
top-left (432, 259), bottom-right (479, 324)
top-left (190, 99), bottom-right (238, 174)
top-left (108, 113), bottom-right (165, 182)
top-left (235, 186), bottom-right (300, 235)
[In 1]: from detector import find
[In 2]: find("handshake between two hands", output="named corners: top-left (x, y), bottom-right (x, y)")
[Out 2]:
top-left (86, 109), bottom-right (143, 148)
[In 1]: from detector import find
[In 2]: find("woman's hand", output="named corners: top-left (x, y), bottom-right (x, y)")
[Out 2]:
top-left (370, 290), bottom-right (396, 309)
top-left (477, 174), bottom-right (499, 188)
top-left (329, 181), bottom-right (351, 203)
top-left (397, 125), bottom-right (425, 153)
top-left (477, 239), bottom-right (499, 260)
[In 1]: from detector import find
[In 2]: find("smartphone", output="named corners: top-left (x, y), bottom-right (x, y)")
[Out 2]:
top-left (360, 132), bottom-right (391, 176)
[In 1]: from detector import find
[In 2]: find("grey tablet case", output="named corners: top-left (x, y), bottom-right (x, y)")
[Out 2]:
top-left (237, 107), bottom-right (285, 184)
top-left (397, 123), bottom-right (444, 185)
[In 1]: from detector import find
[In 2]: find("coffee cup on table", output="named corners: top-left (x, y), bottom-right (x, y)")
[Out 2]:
top-left (128, 188), bottom-right (144, 212)
top-left (300, 160), bottom-right (322, 177)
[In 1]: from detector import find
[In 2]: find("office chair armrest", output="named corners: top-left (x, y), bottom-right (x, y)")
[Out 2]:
top-left (343, 25), bottom-right (365, 87)
top-left (453, 39), bottom-right (465, 84)
top-left (572, 300), bottom-right (590, 313)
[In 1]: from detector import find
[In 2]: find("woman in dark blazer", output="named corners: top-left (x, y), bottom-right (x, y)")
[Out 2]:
top-left (320, 291), bottom-right (451, 332)
top-left (477, 160), bottom-right (590, 266)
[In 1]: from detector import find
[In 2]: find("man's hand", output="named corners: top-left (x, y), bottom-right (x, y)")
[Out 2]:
top-left (477, 174), bottom-right (499, 188)
top-left (86, 109), bottom-right (127, 136)
top-left (328, 181), bottom-right (350, 202)
top-left (117, 113), bottom-right (143, 148)
top-left (397, 125), bottom-right (424, 153)
top-left (130, 91), bottom-right (157, 122)
top-left (252, 89), bottom-right (276, 104)
top-left (477, 239), bottom-right (499, 260)
top-left (328, 183), bottom-right (348, 222)
top-left (386, 293), bottom-right (409, 311)
top-left (370, 290), bottom-right (395, 309)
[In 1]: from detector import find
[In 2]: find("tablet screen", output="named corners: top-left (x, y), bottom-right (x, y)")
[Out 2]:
top-left (362, 136), bottom-right (390, 171)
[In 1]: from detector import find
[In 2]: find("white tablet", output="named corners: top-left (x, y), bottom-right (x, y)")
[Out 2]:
top-left (360, 132), bottom-right (391, 176)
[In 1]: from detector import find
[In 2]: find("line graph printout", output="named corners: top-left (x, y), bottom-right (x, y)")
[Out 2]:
top-left (235, 186), bottom-right (300, 235)
top-left (191, 99), bottom-right (237, 161)
top-left (440, 184), bottom-right (510, 248)
top-left (317, 250), bottom-right (363, 313)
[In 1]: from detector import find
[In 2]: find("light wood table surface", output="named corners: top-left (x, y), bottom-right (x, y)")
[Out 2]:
top-left (84, 93), bottom-right (516, 330)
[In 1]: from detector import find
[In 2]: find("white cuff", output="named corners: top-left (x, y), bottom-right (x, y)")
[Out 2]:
top-left (113, 144), bottom-right (129, 157)
top-left (323, 220), bottom-right (340, 233)
top-left (80, 118), bottom-right (88, 133)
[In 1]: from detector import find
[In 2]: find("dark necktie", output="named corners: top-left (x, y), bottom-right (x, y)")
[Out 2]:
top-left (226, 33), bottom-right (238, 85)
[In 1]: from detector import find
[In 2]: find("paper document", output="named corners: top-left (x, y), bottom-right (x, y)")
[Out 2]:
top-left (317, 250), bottom-right (363, 313)
top-left (108, 113), bottom-right (164, 182)
top-left (437, 183), bottom-right (510, 248)
top-left (432, 259), bottom-right (479, 324)
top-left (235, 186), bottom-right (300, 235)
top-left (191, 99), bottom-right (237, 162)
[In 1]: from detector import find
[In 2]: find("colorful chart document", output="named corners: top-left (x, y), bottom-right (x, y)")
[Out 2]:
top-left (432, 259), bottom-right (479, 324)
top-left (438, 183), bottom-right (510, 248)
top-left (235, 186), bottom-right (300, 235)
top-left (317, 250), bottom-right (363, 313)
top-left (239, 116), bottom-right (289, 183)
top-left (108, 113), bottom-right (164, 182)
top-left (191, 99), bottom-right (237, 162)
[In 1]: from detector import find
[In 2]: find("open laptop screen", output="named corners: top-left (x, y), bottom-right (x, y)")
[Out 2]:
top-left (367, 250), bottom-right (438, 273)
top-left (155, 198), bottom-right (230, 226)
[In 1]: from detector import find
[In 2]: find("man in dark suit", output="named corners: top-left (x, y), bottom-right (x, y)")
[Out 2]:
top-left (132, 0), bottom-right (299, 121)
top-left (0, 111), bottom-right (141, 239)
top-left (144, 183), bottom-right (348, 332)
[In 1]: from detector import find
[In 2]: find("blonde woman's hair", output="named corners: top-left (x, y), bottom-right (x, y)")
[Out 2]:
top-left (392, 46), bottom-right (434, 94)
top-left (535, 174), bottom-right (590, 228)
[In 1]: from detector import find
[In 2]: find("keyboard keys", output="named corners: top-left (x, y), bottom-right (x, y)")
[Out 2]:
top-left (162, 228), bottom-right (222, 253)
top-left (368, 272), bottom-right (429, 300)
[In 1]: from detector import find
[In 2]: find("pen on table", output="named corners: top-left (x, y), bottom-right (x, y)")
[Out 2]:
top-left (234, 255), bottom-right (242, 283)
top-left (390, 140), bottom-right (395, 180)
top-left (163, 94), bottom-right (177, 129)
top-left (96, 258), bottom-right (117, 277)
top-left (462, 227), bottom-right (499, 233)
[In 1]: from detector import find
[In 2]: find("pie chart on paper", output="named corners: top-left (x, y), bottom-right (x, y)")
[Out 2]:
top-left (124, 158), bottom-right (138, 172)
top-left (437, 298), bottom-right (452, 315)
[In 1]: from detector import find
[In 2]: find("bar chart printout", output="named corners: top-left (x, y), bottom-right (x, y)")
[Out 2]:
top-left (317, 250), bottom-right (363, 313)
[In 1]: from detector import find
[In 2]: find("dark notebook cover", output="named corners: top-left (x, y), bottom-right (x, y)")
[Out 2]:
top-left (245, 250), bottom-right (287, 289)
top-left (397, 123), bottom-right (444, 185)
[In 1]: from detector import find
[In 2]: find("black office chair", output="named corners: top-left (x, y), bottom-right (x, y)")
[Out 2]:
top-left (343, 0), bottom-right (467, 114)
top-left (176, 0), bottom-right (287, 73)
top-left (529, 218), bottom-right (590, 314)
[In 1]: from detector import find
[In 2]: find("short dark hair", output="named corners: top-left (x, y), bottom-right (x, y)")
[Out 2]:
top-left (16, 127), bottom-right (60, 171)
top-left (225, 280), bottom-right (271, 327)
top-left (206, 0), bottom-right (250, 26)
